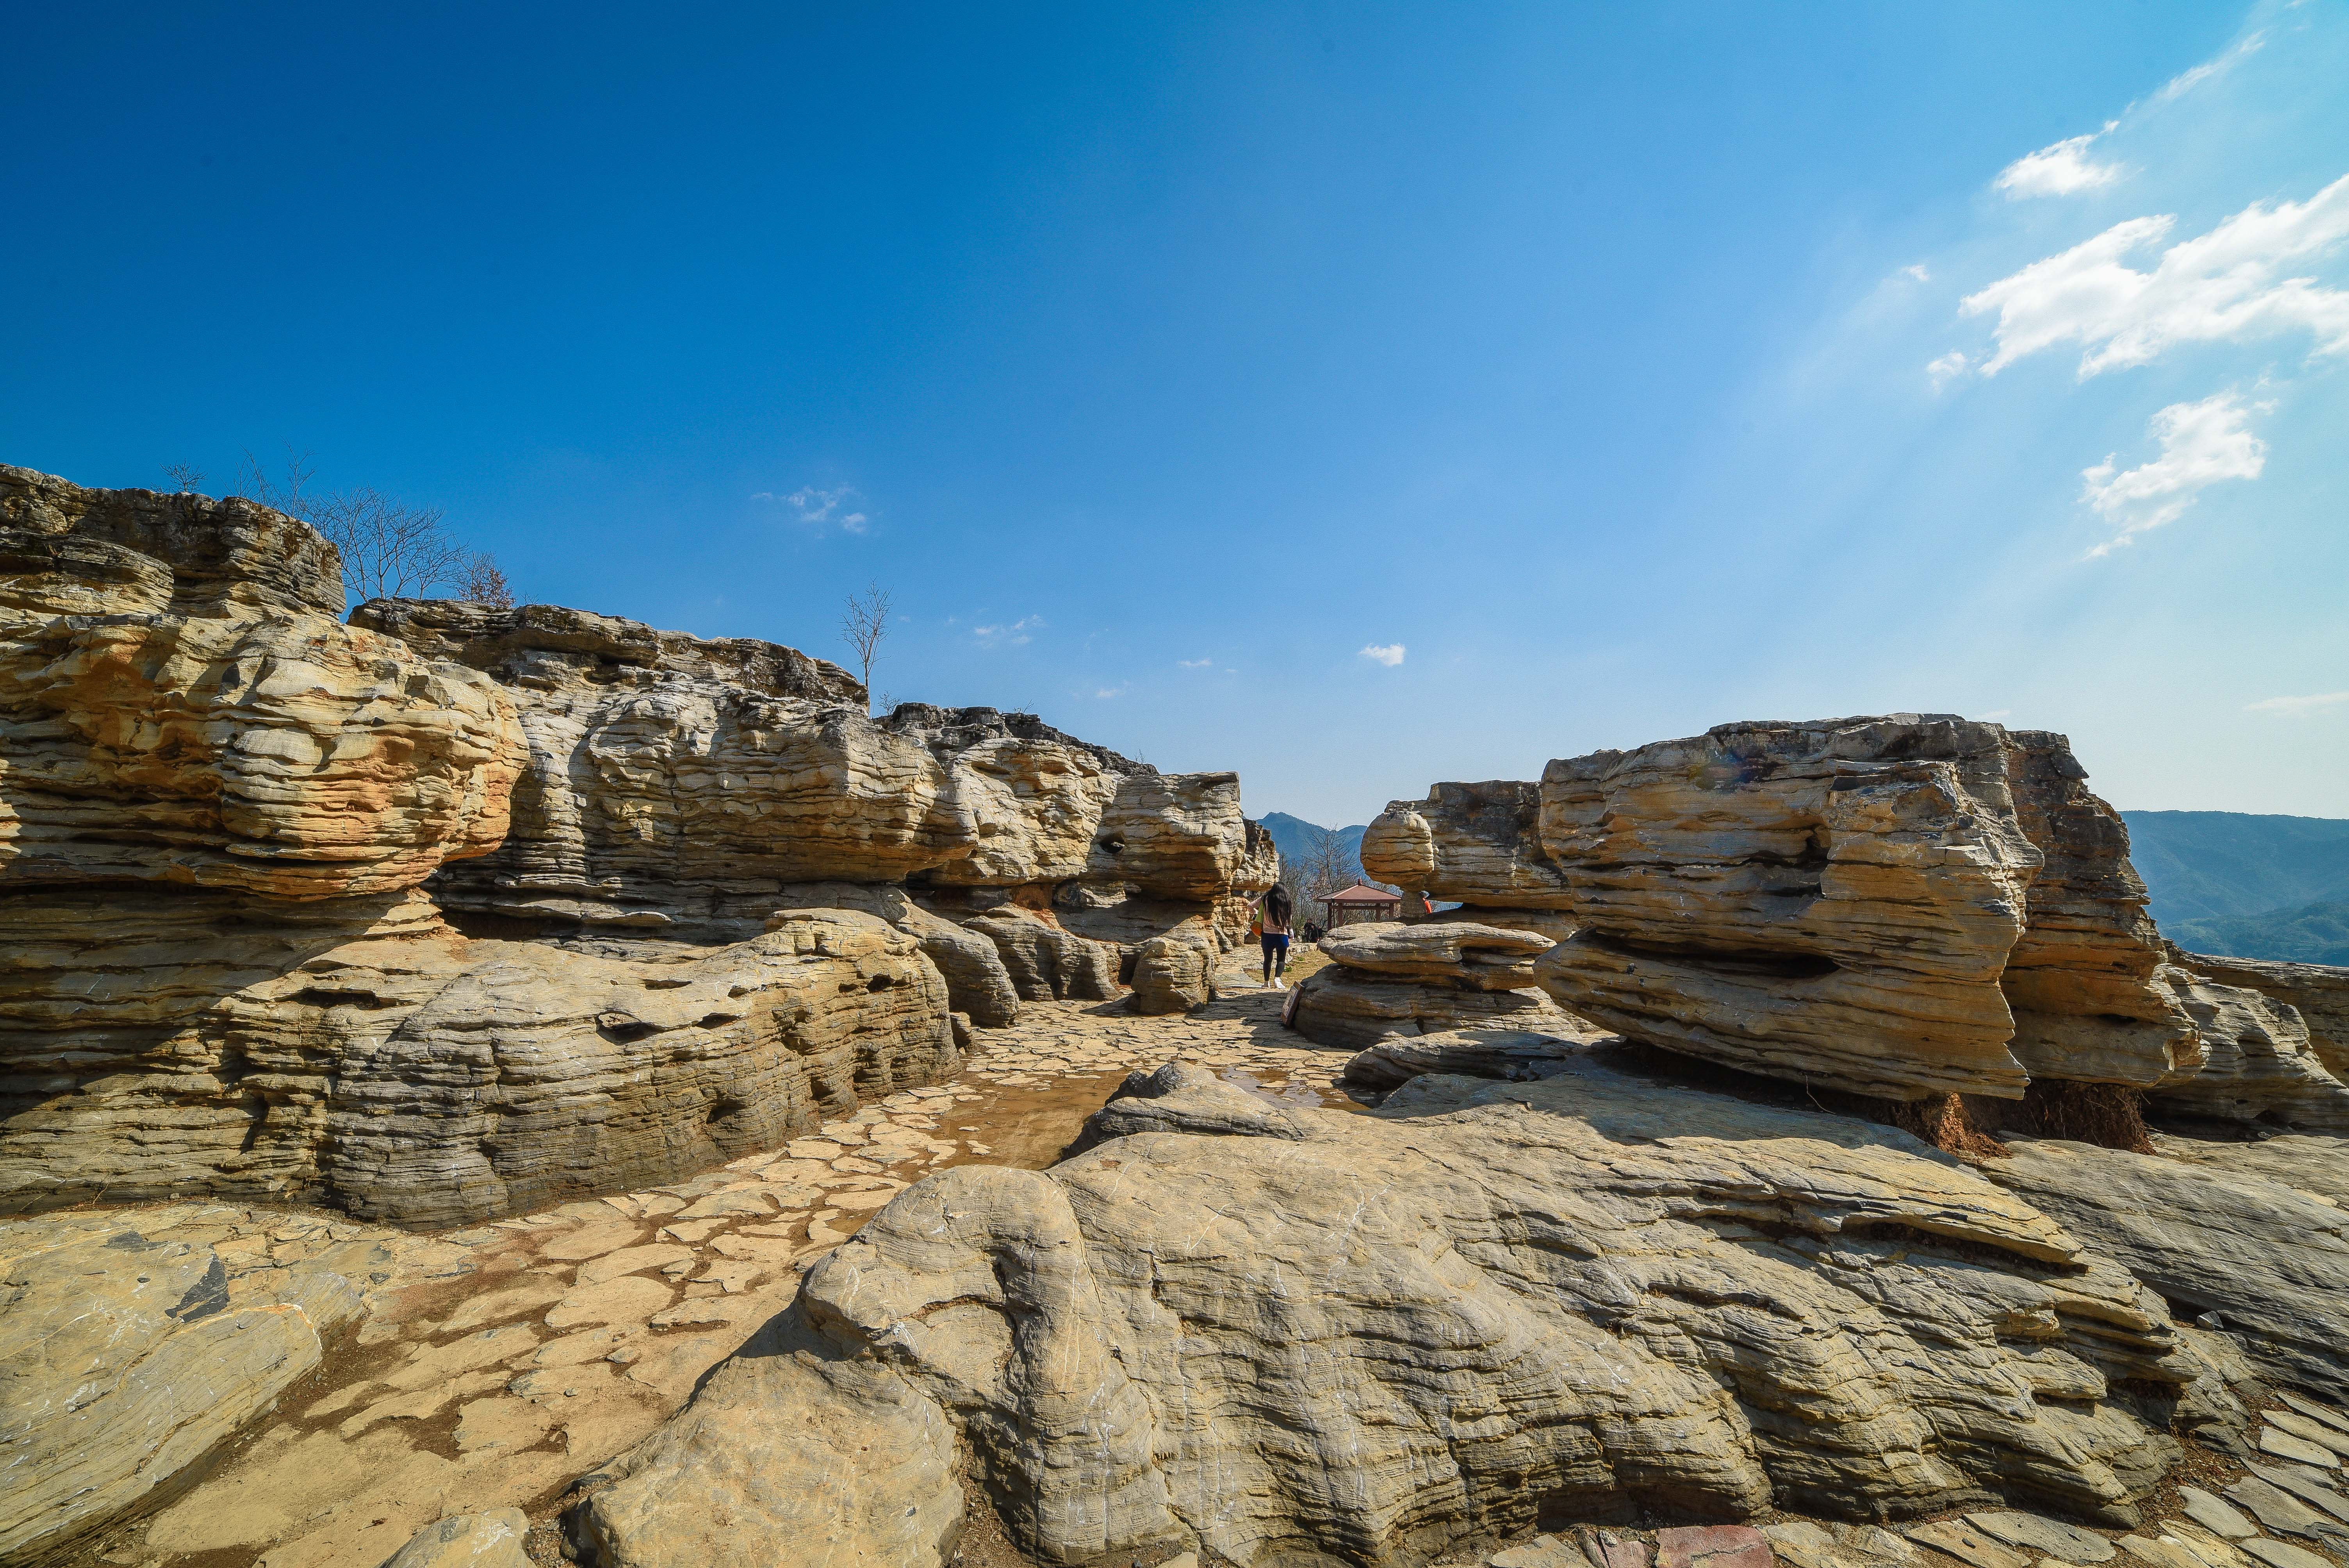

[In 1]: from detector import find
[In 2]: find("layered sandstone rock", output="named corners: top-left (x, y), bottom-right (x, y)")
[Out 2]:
top-left (1989, 1136), bottom-right (2349, 1401)
top-left (2144, 967), bottom-right (2349, 1132)
top-left (1, 1210), bottom-right (366, 1566)
top-left (1128, 918), bottom-right (1220, 1015)
top-left (1, 467), bottom-right (525, 899)
top-left (0, 896), bottom-right (956, 1224)
top-left (1535, 717), bottom-right (2197, 1101)
top-left (1360, 780), bottom-right (1577, 910)
top-left (764, 881), bottom-right (1020, 1026)
top-left (576, 1055), bottom-right (2201, 1568)
top-left (1292, 920), bottom-right (1572, 1050)
top-left (351, 599), bottom-right (1274, 960)
top-left (2177, 952), bottom-right (2349, 1080)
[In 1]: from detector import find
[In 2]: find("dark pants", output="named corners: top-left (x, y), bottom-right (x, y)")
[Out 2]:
top-left (1260, 932), bottom-right (1290, 979)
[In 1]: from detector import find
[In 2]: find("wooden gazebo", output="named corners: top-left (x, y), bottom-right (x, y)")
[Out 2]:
top-left (1319, 884), bottom-right (1404, 929)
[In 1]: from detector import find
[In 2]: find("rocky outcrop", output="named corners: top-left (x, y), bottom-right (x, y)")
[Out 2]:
top-left (1988, 1136), bottom-right (2349, 1401)
top-left (1339, 1025), bottom-right (1605, 1095)
top-left (1291, 920), bottom-right (1582, 1050)
top-left (2, 467), bottom-right (525, 900)
top-left (1361, 780), bottom-right (1577, 910)
top-left (765, 881), bottom-right (1020, 1026)
top-left (1534, 716), bottom-right (2198, 1102)
top-left (577, 1053), bottom-right (2202, 1568)
top-left (1129, 918), bottom-right (1219, 1015)
top-left (351, 599), bottom-right (1272, 941)
top-left (1, 1210), bottom-right (366, 1566)
top-left (2178, 952), bottom-right (2349, 1080)
top-left (1, 896), bottom-right (956, 1224)
top-left (381, 1512), bottom-right (533, 1568)
top-left (2145, 968), bottom-right (2349, 1132)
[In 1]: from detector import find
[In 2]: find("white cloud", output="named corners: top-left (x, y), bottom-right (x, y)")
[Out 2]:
top-left (1092, 684), bottom-right (1128, 699)
top-left (2247, 691), bottom-right (2349, 716)
top-left (2153, 32), bottom-right (2264, 104)
top-left (1994, 125), bottom-right (2125, 200)
top-left (1358, 643), bottom-right (1406, 667)
top-left (754, 484), bottom-right (871, 531)
top-left (1962, 174), bottom-right (2349, 377)
top-left (1176, 657), bottom-right (1212, 668)
top-left (2079, 391), bottom-right (2268, 554)
top-left (973, 616), bottom-right (1044, 648)
top-left (1902, 264), bottom-right (1932, 283)
top-left (1927, 351), bottom-right (1969, 389)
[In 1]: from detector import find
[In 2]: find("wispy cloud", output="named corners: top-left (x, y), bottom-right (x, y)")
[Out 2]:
top-left (1962, 174), bottom-right (2349, 377)
top-left (752, 484), bottom-right (870, 533)
top-left (2080, 391), bottom-right (2268, 555)
top-left (1176, 657), bottom-right (1212, 668)
top-left (974, 615), bottom-right (1043, 648)
top-left (1902, 264), bottom-right (1932, 283)
top-left (1358, 643), bottom-right (1406, 667)
top-left (1926, 350), bottom-right (1970, 389)
top-left (1091, 684), bottom-right (1128, 699)
top-left (1994, 124), bottom-right (2125, 200)
top-left (2153, 32), bottom-right (2265, 104)
top-left (2247, 691), bottom-right (2349, 716)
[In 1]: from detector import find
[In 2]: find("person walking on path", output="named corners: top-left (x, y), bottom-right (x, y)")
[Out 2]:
top-left (1255, 885), bottom-right (1294, 989)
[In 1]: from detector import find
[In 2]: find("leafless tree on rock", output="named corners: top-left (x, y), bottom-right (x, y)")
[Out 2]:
top-left (238, 447), bottom-right (514, 608)
top-left (841, 583), bottom-right (892, 710)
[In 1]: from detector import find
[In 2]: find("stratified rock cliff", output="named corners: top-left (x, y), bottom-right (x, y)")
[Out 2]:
top-left (0, 467), bottom-right (1278, 1223)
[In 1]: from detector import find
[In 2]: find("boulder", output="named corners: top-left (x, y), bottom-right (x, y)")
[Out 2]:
top-left (1129, 919), bottom-right (1219, 1015)
top-left (1360, 780), bottom-right (1577, 910)
top-left (1, 467), bottom-right (525, 899)
top-left (2176, 952), bottom-right (2349, 1080)
top-left (1318, 920), bottom-right (1555, 989)
top-left (2145, 967), bottom-right (2349, 1132)
top-left (581, 1055), bottom-right (2200, 1567)
top-left (0, 898), bottom-right (957, 1224)
top-left (1535, 716), bottom-right (2197, 1101)
top-left (766, 881), bottom-right (1019, 1026)
top-left (1987, 1136), bottom-right (2349, 1400)
top-left (1339, 1025), bottom-right (1608, 1095)
top-left (1289, 966), bottom-right (1565, 1050)
top-left (381, 1511), bottom-right (533, 1568)
top-left (1085, 770), bottom-right (1268, 901)
top-left (0, 1214), bottom-right (365, 1566)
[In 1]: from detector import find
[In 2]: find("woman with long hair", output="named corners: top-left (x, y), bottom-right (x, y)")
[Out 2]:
top-left (1259, 884), bottom-right (1294, 989)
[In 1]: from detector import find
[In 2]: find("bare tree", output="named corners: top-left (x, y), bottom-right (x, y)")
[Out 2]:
top-left (840, 583), bottom-right (892, 709)
top-left (162, 463), bottom-right (205, 494)
top-left (238, 448), bottom-right (514, 608)
top-left (455, 552), bottom-right (515, 608)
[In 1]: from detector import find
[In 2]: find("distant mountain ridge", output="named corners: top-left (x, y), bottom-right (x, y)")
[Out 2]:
top-left (1259, 813), bottom-right (1369, 887)
top-left (2119, 811), bottom-right (2349, 927)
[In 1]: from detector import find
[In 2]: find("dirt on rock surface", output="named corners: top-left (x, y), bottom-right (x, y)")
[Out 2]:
top-left (51, 968), bottom-right (1349, 1568)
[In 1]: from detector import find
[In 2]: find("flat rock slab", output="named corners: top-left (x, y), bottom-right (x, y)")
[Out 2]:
top-left (1489, 1538), bottom-right (1583, 1568)
top-left (1586, 1531), bottom-right (1657, 1568)
top-left (382, 1509), bottom-right (532, 1568)
top-left (1657, 1525), bottom-right (1774, 1568)
top-left (2117, 1538), bottom-right (2206, 1568)
top-left (2260, 1426), bottom-right (2344, 1470)
top-left (2227, 1477), bottom-right (2334, 1541)
top-left (2247, 1462), bottom-right (2349, 1524)
top-left (1967, 1512), bottom-right (2118, 1564)
top-left (1909, 1520), bottom-right (2038, 1568)
top-left (2239, 1540), bottom-right (2335, 1568)
top-left (545, 1275), bottom-right (675, 1330)
top-left (2269, 1411), bottom-right (2349, 1460)
top-left (2280, 1393), bottom-right (2349, 1438)
top-left (2179, 1486), bottom-right (2258, 1540)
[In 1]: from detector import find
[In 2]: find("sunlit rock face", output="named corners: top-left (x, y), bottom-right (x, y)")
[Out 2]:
top-left (1532, 716), bottom-right (2199, 1101)
top-left (1362, 779), bottom-right (1577, 911)
top-left (2, 467), bottom-right (525, 899)
top-left (573, 1053), bottom-right (2203, 1568)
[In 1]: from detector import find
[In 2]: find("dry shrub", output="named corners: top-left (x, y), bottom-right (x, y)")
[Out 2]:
top-left (1885, 1092), bottom-right (2009, 1160)
top-left (2020, 1079), bottom-right (2154, 1154)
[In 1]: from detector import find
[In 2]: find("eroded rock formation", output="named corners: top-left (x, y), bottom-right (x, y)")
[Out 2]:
top-left (1290, 920), bottom-right (1574, 1049)
top-left (2176, 951), bottom-right (2349, 1081)
top-left (1534, 717), bottom-right (2199, 1101)
top-left (576, 1050), bottom-right (2208, 1568)
top-left (1361, 779), bottom-right (1577, 911)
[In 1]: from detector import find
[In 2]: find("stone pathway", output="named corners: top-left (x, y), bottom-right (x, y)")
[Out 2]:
top-left (66, 975), bottom-right (1351, 1568)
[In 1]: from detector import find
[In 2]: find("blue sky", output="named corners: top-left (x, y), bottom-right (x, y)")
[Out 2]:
top-left (7, 2), bottom-right (2344, 827)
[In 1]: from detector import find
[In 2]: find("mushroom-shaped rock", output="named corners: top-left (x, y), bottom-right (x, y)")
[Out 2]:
top-left (1319, 919), bottom-right (1555, 990)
